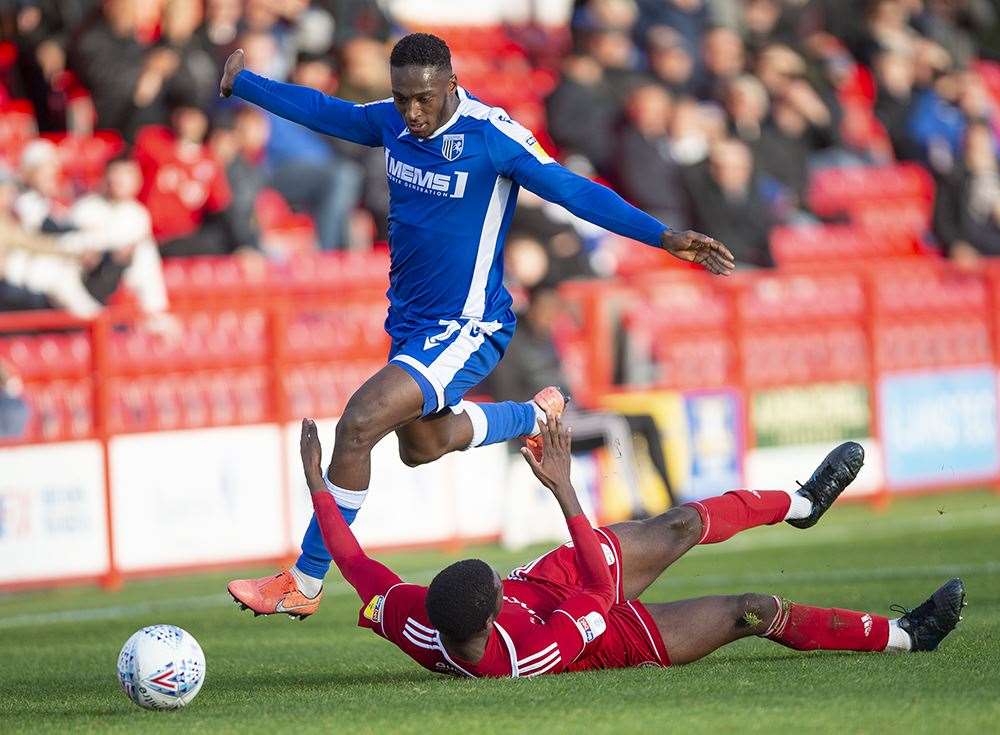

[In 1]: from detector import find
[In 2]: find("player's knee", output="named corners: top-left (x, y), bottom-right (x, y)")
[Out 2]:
top-left (397, 439), bottom-right (445, 467)
top-left (336, 402), bottom-right (382, 451)
top-left (733, 593), bottom-right (775, 632)
top-left (659, 506), bottom-right (703, 548)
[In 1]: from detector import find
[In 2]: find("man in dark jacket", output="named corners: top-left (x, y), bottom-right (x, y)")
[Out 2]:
top-left (617, 83), bottom-right (690, 230)
top-left (685, 139), bottom-right (775, 268)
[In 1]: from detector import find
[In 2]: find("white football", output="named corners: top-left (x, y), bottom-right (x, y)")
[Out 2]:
top-left (116, 624), bottom-right (206, 710)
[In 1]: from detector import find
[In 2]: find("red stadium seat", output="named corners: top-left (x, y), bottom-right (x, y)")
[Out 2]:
top-left (738, 271), bottom-right (867, 323)
top-left (770, 224), bottom-right (919, 266)
top-left (807, 164), bottom-right (934, 220)
top-left (742, 325), bottom-right (870, 386)
top-left (875, 318), bottom-right (992, 370)
top-left (0, 98), bottom-right (37, 168)
top-left (870, 263), bottom-right (989, 316)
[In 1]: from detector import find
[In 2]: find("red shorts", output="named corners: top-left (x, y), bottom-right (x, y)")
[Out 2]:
top-left (505, 526), bottom-right (671, 670)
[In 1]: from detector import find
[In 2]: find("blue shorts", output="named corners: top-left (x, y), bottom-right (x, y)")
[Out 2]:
top-left (389, 318), bottom-right (515, 416)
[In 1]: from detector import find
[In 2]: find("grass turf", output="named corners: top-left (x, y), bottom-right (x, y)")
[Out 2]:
top-left (1, 490), bottom-right (998, 734)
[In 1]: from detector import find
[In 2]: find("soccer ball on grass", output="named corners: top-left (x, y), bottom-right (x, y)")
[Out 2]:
top-left (116, 624), bottom-right (206, 710)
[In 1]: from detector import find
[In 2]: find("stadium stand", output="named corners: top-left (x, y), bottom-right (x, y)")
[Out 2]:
top-left (1, 1), bottom-right (999, 587)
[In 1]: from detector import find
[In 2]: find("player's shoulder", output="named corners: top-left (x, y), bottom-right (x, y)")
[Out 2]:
top-left (356, 96), bottom-right (405, 132)
top-left (460, 90), bottom-right (553, 164)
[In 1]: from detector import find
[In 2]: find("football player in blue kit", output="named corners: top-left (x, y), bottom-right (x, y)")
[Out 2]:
top-left (221, 33), bottom-right (735, 618)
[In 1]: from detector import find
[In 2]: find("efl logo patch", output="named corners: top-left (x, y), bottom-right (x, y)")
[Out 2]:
top-left (576, 611), bottom-right (607, 643)
top-left (441, 134), bottom-right (464, 161)
top-left (861, 613), bottom-right (873, 637)
top-left (363, 595), bottom-right (385, 623)
top-left (601, 543), bottom-right (616, 566)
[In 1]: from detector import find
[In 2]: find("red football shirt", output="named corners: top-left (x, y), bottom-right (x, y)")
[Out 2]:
top-left (310, 490), bottom-right (616, 679)
top-left (133, 125), bottom-right (231, 242)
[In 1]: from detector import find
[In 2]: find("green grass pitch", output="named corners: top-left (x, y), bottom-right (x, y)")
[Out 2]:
top-left (2, 490), bottom-right (998, 734)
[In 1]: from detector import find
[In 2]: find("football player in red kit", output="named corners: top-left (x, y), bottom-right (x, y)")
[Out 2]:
top-left (278, 416), bottom-right (965, 678)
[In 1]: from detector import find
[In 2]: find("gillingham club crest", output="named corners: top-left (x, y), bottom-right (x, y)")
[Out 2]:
top-left (441, 134), bottom-right (464, 161)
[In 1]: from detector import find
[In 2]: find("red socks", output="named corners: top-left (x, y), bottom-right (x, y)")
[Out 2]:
top-left (685, 490), bottom-right (791, 544)
top-left (764, 597), bottom-right (890, 652)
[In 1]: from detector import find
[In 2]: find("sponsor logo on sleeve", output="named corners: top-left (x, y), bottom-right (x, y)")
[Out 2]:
top-left (576, 611), bottom-right (607, 643)
top-left (363, 595), bottom-right (385, 623)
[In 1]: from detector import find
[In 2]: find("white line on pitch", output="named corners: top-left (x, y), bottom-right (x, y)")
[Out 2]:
top-left (1, 560), bottom-right (996, 631)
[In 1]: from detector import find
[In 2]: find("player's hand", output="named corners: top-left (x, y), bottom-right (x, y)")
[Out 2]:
top-left (661, 229), bottom-right (736, 276)
top-left (219, 48), bottom-right (245, 98)
top-left (520, 414), bottom-right (573, 495)
top-left (300, 418), bottom-right (325, 493)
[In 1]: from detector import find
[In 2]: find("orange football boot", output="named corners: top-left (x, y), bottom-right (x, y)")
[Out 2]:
top-left (524, 386), bottom-right (568, 462)
top-left (228, 569), bottom-right (322, 620)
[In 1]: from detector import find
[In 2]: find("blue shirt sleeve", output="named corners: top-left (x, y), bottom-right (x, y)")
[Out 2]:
top-left (232, 70), bottom-right (385, 147)
top-left (483, 110), bottom-right (670, 247)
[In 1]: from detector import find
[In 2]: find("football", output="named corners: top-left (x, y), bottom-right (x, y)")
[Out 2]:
top-left (116, 625), bottom-right (206, 710)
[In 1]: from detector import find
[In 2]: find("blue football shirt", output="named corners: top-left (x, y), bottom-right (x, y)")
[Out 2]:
top-left (233, 71), bottom-right (669, 339)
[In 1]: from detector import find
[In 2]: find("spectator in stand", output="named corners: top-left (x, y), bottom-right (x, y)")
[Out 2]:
top-left (584, 27), bottom-right (647, 105)
top-left (758, 98), bottom-right (813, 211)
top-left (874, 49), bottom-right (923, 161)
top-left (546, 53), bottom-right (621, 176)
top-left (685, 138), bottom-right (775, 267)
top-left (934, 121), bottom-right (1000, 265)
top-left (13, 0), bottom-right (89, 132)
top-left (197, 0), bottom-right (243, 71)
top-left (210, 108), bottom-right (266, 254)
top-left (694, 26), bottom-right (746, 102)
top-left (334, 36), bottom-right (393, 241)
top-left (320, 0), bottom-right (393, 45)
top-left (483, 284), bottom-right (676, 514)
top-left (917, 0), bottom-right (998, 69)
top-left (725, 74), bottom-right (770, 152)
top-left (336, 36), bottom-right (391, 103)
top-left (510, 190), bottom-right (598, 284)
top-left (634, 0), bottom-right (709, 59)
top-left (856, 0), bottom-right (923, 64)
top-left (1, 169), bottom-right (107, 318)
top-left (645, 25), bottom-right (697, 97)
top-left (133, 100), bottom-right (249, 257)
top-left (70, 0), bottom-right (176, 139)
top-left (255, 51), bottom-right (365, 251)
top-left (617, 83), bottom-right (691, 230)
top-left (0, 360), bottom-right (29, 439)
top-left (909, 67), bottom-right (998, 173)
top-left (755, 43), bottom-right (840, 154)
top-left (158, 0), bottom-right (220, 114)
top-left (70, 157), bottom-right (175, 330)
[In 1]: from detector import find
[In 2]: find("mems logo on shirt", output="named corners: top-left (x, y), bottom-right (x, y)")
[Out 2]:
top-left (363, 595), bottom-right (385, 623)
top-left (386, 153), bottom-right (469, 198)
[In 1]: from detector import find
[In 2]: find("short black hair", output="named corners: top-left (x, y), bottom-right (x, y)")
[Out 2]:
top-left (390, 32), bottom-right (452, 72)
top-left (425, 559), bottom-right (497, 642)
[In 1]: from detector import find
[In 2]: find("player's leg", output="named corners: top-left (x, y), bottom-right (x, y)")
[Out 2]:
top-left (610, 442), bottom-right (865, 599)
top-left (229, 364), bottom-right (423, 618)
top-left (390, 318), bottom-right (564, 467)
top-left (645, 578), bottom-right (965, 665)
top-left (395, 387), bottom-right (565, 467)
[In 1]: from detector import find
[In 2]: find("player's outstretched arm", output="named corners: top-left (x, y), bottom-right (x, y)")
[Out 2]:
top-left (483, 115), bottom-right (734, 275)
top-left (520, 160), bottom-right (734, 275)
top-left (301, 418), bottom-right (401, 601)
top-left (219, 49), bottom-right (381, 147)
top-left (521, 416), bottom-right (614, 608)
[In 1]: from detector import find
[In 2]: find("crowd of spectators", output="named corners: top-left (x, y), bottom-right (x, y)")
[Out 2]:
top-left (0, 0), bottom-right (997, 320)
top-left (539, 0), bottom-right (999, 272)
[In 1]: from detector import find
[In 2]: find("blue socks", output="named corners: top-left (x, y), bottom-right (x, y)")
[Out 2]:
top-left (294, 479), bottom-right (366, 580)
top-left (294, 400), bottom-right (538, 581)
top-left (457, 400), bottom-right (538, 448)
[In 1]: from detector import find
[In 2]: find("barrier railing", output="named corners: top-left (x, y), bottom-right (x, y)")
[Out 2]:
top-left (2, 258), bottom-right (999, 589)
